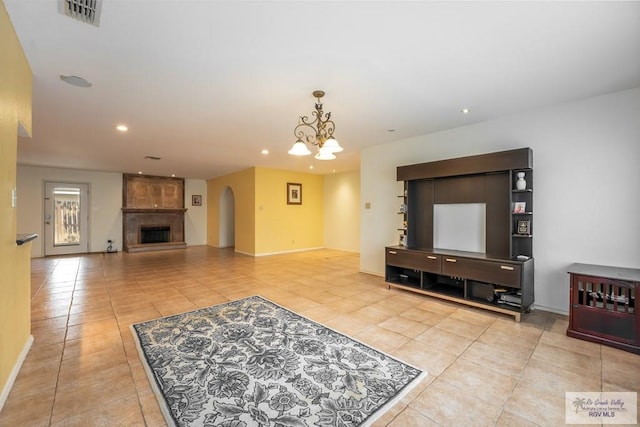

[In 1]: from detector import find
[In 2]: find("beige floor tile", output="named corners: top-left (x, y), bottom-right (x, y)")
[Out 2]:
top-left (503, 379), bottom-right (567, 426)
top-left (50, 394), bottom-right (145, 427)
top-left (601, 356), bottom-right (640, 392)
top-left (439, 357), bottom-right (518, 405)
top-left (351, 305), bottom-right (396, 324)
top-left (0, 389), bottom-right (55, 426)
top-left (410, 378), bottom-right (503, 426)
top-left (448, 307), bottom-right (499, 327)
top-left (539, 330), bottom-right (602, 358)
top-left (520, 357), bottom-right (601, 392)
top-left (384, 406), bottom-right (438, 426)
top-left (4, 247), bottom-right (593, 425)
top-left (355, 325), bottom-right (411, 353)
top-left (495, 409), bottom-right (542, 427)
top-left (394, 340), bottom-right (456, 376)
top-left (414, 327), bottom-right (474, 356)
top-left (460, 340), bottom-right (532, 377)
top-left (433, 315), bottom-right (488, 340)
top-left (378, 316), bottom-right (431, 339)
top-left (323, 313), bottom-right (374, 336)
top-left (531, 342), bottom-right (602, 377)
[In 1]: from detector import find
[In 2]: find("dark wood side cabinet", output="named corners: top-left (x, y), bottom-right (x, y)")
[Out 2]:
top-left (386, 148), bottom-right (535, 321)
top-left (567, 263), bottom-right (639, 354)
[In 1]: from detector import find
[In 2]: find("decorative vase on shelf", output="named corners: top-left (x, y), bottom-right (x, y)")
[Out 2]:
top-left (516, 172), bottom-right (526, 190)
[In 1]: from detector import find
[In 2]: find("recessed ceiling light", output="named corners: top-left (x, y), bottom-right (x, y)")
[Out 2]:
top-left (261, 149), bottom-right (269, 155)
top-left (116, 124), bottom-right (128, 132)
top-left (461, 108), bottom-right (471, 114)
top-left (60, 75), bottom-right (92, 88)
top-left (171, 174), bottom-right (175, 177)
top-left (138, 171), bottom-right (143, 174)
top-left (309, 165), bottom-right (314, 170)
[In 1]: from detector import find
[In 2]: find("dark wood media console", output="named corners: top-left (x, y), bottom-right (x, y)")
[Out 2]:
top-left (386, 247), bottom-right (534, 321)
top-left (387, 148), bottom-right (535, 321)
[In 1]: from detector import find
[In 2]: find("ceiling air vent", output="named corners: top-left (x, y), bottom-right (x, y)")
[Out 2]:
top-left (59, 0), bottom-right (103, 27)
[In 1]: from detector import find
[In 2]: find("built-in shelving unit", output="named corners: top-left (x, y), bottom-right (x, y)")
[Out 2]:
top-left (386, 148), bottom-right (534, 321)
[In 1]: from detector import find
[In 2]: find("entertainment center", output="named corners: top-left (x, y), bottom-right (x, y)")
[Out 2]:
top-left (386, 148), bottom-right (534, 321)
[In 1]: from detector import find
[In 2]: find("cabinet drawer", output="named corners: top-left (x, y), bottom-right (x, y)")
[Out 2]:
top-left (386, 249), bottom-right (441, 273)
top-left (442, 257), bottom-right (521, 288)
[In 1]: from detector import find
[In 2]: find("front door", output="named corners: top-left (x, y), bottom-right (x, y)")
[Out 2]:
top-left (44, 182), bottom-right (90, 255)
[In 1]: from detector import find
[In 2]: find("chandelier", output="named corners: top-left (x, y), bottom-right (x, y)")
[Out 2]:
top-left (288, 90), bottom-right (343, 160)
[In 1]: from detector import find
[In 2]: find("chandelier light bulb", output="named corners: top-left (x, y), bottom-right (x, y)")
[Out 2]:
top-left (315, 147), bottom-right (336, 160)
top-left (288, 140), bottom-right (312, 156)
top-left (322, 137), bottom-right (343, 153)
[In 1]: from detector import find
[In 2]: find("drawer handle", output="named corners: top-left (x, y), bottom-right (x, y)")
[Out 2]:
top-left (427, 256), bottom-right (437, 260)
top-left (388, 251), bottom-right (397, 255)
top-left (500, 265), bottom-right (514, 271)
top-left (445, 258), bottom-right (457, 263)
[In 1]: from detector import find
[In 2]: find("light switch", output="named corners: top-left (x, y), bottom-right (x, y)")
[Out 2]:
top-left (364, 202), bottom-right (371, 209)
top-left (11, 188), bottom-right (16, 208)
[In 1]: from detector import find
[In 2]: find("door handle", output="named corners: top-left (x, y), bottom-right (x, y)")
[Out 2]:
top-left (500, 265), bottom-right (515, 271)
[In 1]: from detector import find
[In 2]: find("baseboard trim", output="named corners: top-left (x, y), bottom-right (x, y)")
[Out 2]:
top-left (530, 304), bottom-right (569, 316)
top-left (234, 247), bottom-right (327, 257)
top-left (0, 335), bottom-right (34, 412)
top-left (255, 247), bottom-right (325, 257)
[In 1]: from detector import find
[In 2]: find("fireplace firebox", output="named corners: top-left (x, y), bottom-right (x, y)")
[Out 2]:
top-left (140, 226), bottom-right (170, 244)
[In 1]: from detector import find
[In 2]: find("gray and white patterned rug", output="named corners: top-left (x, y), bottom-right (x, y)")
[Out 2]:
top-left (131, 295), bottom-right (426, 426)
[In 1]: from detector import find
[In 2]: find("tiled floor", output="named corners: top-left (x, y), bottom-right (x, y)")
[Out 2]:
top-left (1, 247), bottom-right (638, 426)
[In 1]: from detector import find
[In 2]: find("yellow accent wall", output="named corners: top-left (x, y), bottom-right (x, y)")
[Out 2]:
top-left (208, 168), bottom-right (256, 255)
top-left (254, 167), bottom-right (323, 255)
top-left (207, 167), bottom-right (323, 255)
top-left (0, 0), bottom-right (33, 401)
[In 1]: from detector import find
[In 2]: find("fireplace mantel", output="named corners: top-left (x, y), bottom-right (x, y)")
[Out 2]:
top-left (122, 208), bottom-right (187, 213)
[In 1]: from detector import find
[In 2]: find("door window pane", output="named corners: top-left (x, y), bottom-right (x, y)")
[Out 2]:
top-left (54, 188), bottom-right (81, 246)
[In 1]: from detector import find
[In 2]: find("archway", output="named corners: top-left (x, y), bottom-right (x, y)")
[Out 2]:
top-left (219, 186), bottom-right (235, 248)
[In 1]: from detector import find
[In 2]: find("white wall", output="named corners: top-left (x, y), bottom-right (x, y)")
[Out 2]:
top-left (16, 166), bottom-right (208, 257)
top-left (185, 179), bottom-right (207, 246)
top-left (324, 170), bottom-right (360, 253)
top-left (361, 88), bottom-right (640, 314)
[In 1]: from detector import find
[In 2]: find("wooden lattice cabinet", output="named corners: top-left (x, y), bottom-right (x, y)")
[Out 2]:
top-left (567, 263), bottom-right (639, 354)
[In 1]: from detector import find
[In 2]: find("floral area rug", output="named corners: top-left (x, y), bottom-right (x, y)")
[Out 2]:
top-left (131, 295), bottom-right (426, 426)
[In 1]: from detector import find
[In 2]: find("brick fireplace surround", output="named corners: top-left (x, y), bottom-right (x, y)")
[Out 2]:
top-left (122, 208), bottom-right (187, 252)
top-left (122, 174), bottom-right (187, 253)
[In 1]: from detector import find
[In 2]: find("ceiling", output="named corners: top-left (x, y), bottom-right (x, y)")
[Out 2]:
top-left (5, 1), bottom-right (640, 180)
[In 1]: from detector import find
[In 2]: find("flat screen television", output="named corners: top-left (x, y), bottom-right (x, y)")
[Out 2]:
top-left (433, 203), bottom-right (486, 253)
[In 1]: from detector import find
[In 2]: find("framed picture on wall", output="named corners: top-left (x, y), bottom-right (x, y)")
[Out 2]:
top-left (287, 183), bottom-right (302, 205)
top-left (192, 195), bottom-right (202, 206)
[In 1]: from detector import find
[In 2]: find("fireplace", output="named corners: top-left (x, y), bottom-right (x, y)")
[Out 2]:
top-left (122, 174), bottom-right (187, 253)
top-left (122, 209), bottom-right (187, 252)
top-left (140, 226), bottom-right (170, 244)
